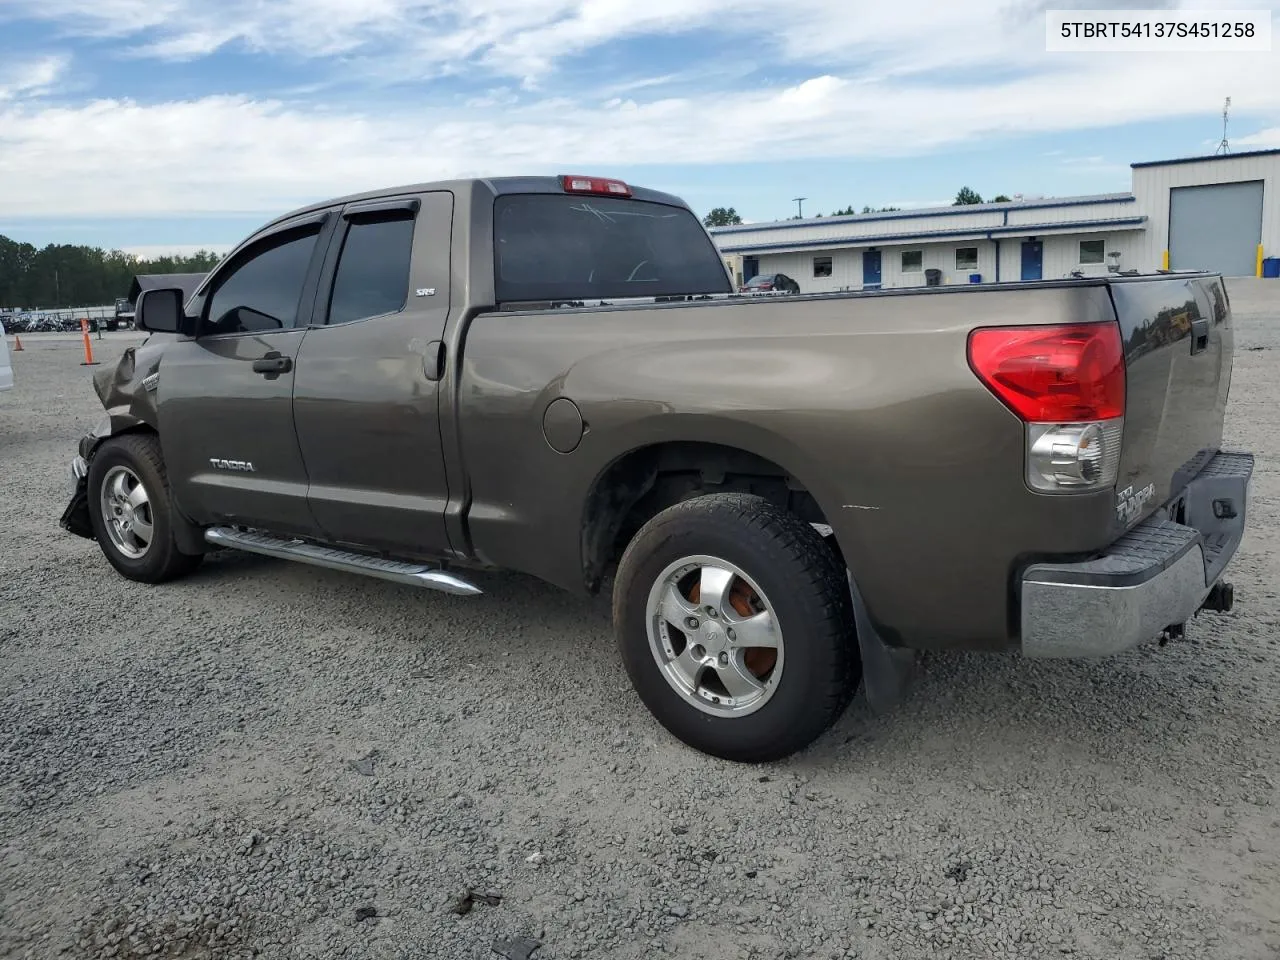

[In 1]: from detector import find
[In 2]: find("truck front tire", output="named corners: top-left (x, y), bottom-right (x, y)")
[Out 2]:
top-left (613, 493), bottom-right (860, 762)
top-left (86, 433), bottom-right (203, 584)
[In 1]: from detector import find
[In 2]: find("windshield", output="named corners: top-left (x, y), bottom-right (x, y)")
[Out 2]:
top-left (493, 194), bottom-right (732, 303)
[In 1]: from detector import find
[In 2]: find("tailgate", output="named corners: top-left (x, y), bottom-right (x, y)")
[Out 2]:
top-left (1109, 274), bottom-right (1234, 531)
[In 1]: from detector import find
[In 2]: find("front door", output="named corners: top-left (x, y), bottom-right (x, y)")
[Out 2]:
top-left (1020, 240), bottom-right (1043, 280)
top-left (157, 213), bottom-right (334, 535)
top-left (290, 192), bottom-right (454, 559)
top-left (862, 250), bottom-right (882, 288)
top-left (741, 257), bottom-right (759, 284)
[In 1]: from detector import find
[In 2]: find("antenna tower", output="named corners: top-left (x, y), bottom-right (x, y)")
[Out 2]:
top-left (1216, 97), bottom-right (1231, 155)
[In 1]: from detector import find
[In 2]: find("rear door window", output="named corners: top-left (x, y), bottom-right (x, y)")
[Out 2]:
top-left (326, 214), bottom-right (416, 325)
top-left (493, 194), bottom-right (731, 303)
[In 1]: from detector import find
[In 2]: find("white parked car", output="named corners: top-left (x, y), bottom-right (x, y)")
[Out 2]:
top-left (0, 320), bottom-right (13, 391)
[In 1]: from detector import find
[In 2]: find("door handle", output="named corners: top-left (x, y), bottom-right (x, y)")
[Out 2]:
top-left (423, 340), bottom-right (445, 382)
top-left (1190, 317), bottom-right (1210, 354)
top-left (252, 351), bottom-right (293, 378)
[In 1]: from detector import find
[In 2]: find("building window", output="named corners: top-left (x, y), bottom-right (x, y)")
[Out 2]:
top-left (955, 246), bottom-right (978, 271)
top-left (1079, 239), bottom-right (1105, 264)
top-left (813, 256), bottom-right (833, 278)
top-left (901, 250), bottom-right (923, 272)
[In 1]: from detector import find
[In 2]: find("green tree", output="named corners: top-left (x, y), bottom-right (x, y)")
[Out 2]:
top-left (0, 234), bottom-right (224, 309)
top-left (826, 205), bottom-right (900, 217)
top-left (702, 207), bottom-right (743, 227)
top-left (953, 186), bottom-right (983, 205)
top-left (992, 194), bottom-right (1012, 202)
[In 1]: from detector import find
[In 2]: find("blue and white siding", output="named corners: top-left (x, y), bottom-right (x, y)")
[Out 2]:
top-left (711, 194), bottom-right (1147, 292)
top-left (710, 151), bottom-right (1280, 289)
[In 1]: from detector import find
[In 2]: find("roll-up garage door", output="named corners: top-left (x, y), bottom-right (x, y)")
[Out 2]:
top-left (1168, 179), bottom-right (1264, 277)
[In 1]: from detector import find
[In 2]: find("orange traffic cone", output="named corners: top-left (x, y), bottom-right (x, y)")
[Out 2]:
top-left (11, 335), bottom-right (22, 351)
top-left (79, 319), bottom-right (99, 366)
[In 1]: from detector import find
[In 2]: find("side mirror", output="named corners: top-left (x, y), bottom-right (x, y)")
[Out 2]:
top-left (134, 287), bottom-right (186, 334)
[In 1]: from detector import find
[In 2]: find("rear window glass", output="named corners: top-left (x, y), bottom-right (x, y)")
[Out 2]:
top-left (493, 194), bottom-right (732, 303)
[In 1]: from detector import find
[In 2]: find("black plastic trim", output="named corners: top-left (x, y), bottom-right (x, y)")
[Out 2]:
top-left (343, 197), bottom-right (421, 219)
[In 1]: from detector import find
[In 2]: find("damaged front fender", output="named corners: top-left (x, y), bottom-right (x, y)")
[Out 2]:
top-left (62, 333), bottom-right (196, 545)
top-left (78, 336), bottom-right (168, 456)
top-left (76, 334), bottom-right (181, 456)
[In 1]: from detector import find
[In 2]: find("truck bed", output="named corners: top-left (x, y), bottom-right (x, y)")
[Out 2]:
top-left (459, 270), bottom-right (1233, 651)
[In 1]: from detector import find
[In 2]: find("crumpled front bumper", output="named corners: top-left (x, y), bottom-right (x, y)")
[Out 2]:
top-left (1020, 451), bottom-right (1253, 658)
top-left (59, 454), bottom-right (94, 540)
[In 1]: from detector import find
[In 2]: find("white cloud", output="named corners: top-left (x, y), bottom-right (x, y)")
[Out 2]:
top-left (1233, 127), bottom-right (1280, 148)
top-left (3, 47), bottom-right (1278, 220)
top-left (0, 0), bottom-right (1277, 218)
top-left (11, 0), bottom-right (1273, 86)
top-left (0, 55), bottom-right (68, 101)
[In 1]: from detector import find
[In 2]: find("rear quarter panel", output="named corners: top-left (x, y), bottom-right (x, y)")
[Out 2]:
top-left (458, 283), bottom-right (1122, 651)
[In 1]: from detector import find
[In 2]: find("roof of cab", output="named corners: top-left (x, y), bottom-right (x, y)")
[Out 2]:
top-left (256, 175), bottom-right (692, 237)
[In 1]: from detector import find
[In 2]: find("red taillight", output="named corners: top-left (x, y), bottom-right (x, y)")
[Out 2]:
top-left (967, 322), bottom-right (1125, 422)
top-left (561, 174), bottom-right (632, 197)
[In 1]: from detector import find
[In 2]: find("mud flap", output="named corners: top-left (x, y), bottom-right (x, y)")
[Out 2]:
top-left (849, 570), bottom-right (918, 711)
top-left (60, 476), bottom-right (94, 540)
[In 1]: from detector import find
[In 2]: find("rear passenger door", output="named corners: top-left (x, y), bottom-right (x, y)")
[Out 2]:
top-left (291, 191), bottom-right (455, 558)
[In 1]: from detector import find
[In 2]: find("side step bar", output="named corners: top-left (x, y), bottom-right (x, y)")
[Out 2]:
top-left (204, 526), bottom-right (482, 596)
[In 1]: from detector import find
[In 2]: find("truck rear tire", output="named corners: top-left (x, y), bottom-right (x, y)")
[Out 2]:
top-left (86, 433), bottom-right (204, 584)
top-left (612, 493), bottom-right (859, 762)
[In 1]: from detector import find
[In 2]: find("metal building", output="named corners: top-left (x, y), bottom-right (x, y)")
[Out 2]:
top-left (1130, 149), bottom-right (1279, 278)
top-left (711, 148), bottom-right (1280, 292)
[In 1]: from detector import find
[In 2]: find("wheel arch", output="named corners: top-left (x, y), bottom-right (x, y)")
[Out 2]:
top-left (84, 423), bottom-right (208, 556)
top-left (578, 424), bottom-right (850, 591)
top-left (79, 412), bottom-right (156, 462)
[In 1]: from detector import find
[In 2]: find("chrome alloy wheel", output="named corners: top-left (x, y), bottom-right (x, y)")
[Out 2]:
top-left (644, 555), bottom-right (784, 718)
top-left (99, 465), bottom-right (154, 559)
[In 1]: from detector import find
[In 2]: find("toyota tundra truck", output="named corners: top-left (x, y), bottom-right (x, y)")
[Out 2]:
top-left (59, 174), bottom-right (1253, 762)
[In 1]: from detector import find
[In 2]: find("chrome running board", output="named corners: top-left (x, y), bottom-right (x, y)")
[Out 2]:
top-left (204, 526), bottom-right (482, 596)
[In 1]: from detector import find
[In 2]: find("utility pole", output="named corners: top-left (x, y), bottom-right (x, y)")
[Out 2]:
top-left (792, 197), bottom-right (807, 219)
top-left (55, 268), bottom-right (60, 306)
top-left (1216, 97), bottom-right (1231, 155)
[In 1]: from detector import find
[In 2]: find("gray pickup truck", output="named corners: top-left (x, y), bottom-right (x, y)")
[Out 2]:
top-left (59, 174), bottom-right (1253, 762)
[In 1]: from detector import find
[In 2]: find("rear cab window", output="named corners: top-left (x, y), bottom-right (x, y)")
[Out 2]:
top-left (492, 194), bottom-right (731, 305)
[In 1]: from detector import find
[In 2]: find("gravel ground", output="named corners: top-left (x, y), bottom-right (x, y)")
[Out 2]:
top-left (2, 280), bottom-right (1279, 960)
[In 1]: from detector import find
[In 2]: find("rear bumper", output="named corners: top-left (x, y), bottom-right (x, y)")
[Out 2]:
top-left (1020, 450), bottom-right (1253, 657)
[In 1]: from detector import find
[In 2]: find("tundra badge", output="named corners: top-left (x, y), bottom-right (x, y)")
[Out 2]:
top-left (1115, 482), bottom-right (1155, 525)
top-left (210, 458), bottom-right (255, 472)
